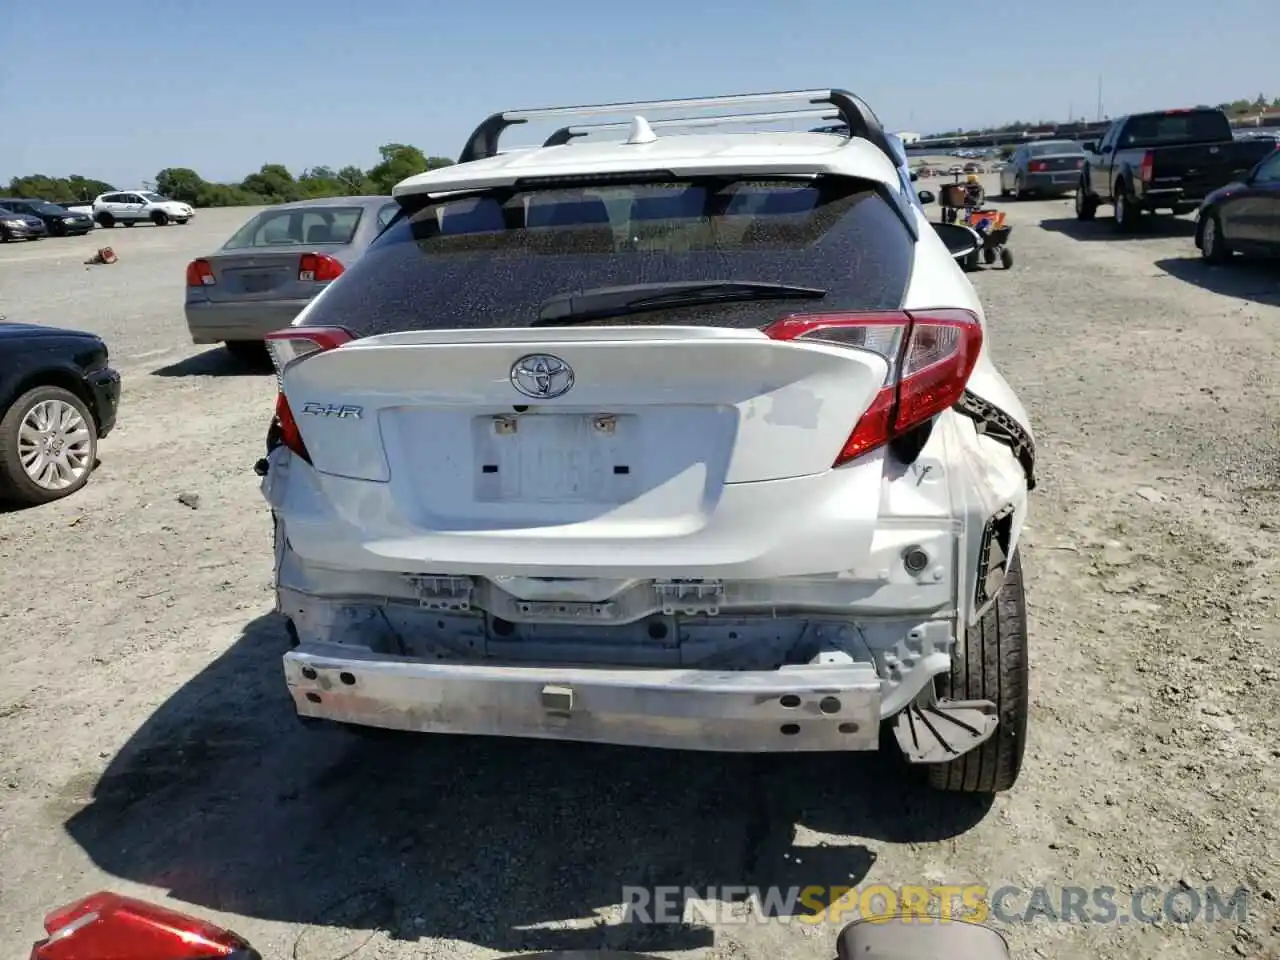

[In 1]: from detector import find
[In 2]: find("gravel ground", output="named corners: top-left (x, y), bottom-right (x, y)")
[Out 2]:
top-left (1, 187), bottom-right (1278, 960)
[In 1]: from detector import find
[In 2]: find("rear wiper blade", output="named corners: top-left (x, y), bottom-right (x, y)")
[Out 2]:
top-left (534, 281), bottom-right (826, 326)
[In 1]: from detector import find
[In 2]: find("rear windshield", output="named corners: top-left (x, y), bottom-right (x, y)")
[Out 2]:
top-left (301, 176), bottom-right (914, 336)
top-left (223, 206), bottom-right (363, 249)
top-left (1028, 142), bottom-right (1082, 156)
top-left (1120, 111), bottom-right (1232, 147)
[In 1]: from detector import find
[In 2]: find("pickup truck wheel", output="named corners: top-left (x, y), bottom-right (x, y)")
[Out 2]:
top-left (1113, 187), bottom-right (1141, 232)
top-left (926, 549), bottom-right (1029, 794)
top-left (1074, 186), bottom-right (1097, 220)
top-left (1200, 212), bottom-right (1232, 263)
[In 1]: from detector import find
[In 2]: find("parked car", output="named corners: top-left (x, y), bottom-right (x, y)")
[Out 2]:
top-left (1075, 108), bottom-right (1277, 230)
top-left (0, 319), bottom-right (120, 505)
top-left (258, 88), bottom-right (1037, 795)
top-left (92, 191), bottom-right (194, 228)
top-left (0, 198), bottom-right (94, 236)
top-left (184, 195), bottom-right (397, 362)
top-left (0, 207), bottom-right (48, 241)
top-left (1195, 146), bottom-right (1280, 262)
top-left (998, 141), bottom-right (1085, 199)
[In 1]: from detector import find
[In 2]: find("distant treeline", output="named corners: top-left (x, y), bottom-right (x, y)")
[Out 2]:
top-left (5, 144), bottom-right (454, 207)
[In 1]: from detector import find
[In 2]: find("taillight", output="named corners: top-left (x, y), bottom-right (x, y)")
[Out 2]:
top-left (1139, 151), bottom-right (1154, 182)
top-left (764, 310), bottom-right (983, 467)
top-left (185, 258), bottom-right (215, 287)
top-left (1029, 161), bottom-right (1047, 172)
top-left (298, 253), bottom-right (343, 282)
top-left (262, 326), bottom-right (356, 462)
top-left (1075, 158), bottom-right (1084, 168)
top-left (33, 892), bottom-right (254, 960)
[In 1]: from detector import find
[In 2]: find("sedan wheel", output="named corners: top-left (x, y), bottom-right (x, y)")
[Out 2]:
top-left (0, 386), bottom-right (98, 505)
top-left (1200, 212), bottom-right (1231, 263)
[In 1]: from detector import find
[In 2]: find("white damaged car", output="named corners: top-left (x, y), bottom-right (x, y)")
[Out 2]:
top-left (258, 89), bottom-right (1037, 794)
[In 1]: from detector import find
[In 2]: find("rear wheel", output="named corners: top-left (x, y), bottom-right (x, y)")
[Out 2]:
top-left (1074, 185), bottom-right (1098, 220)
top-left (927, 549), bottom-right (1029, 794)
top-left (1199, 211), bottom-right (1231, 264)
top-left (0, 385), bottom-right (99, 506)
top-left (1113, 184), bottom-right (1141, 232)
top-left (96, 212), bottom-right (115, 228)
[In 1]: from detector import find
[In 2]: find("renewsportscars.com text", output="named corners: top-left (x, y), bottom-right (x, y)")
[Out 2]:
top-left (620, 884), bottom-right (1251, 926)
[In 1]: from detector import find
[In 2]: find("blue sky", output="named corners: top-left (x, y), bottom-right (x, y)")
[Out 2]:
top-left (1, 0), bottom-right (1273, 187)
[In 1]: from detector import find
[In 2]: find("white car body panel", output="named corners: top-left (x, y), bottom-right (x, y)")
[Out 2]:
top-left (262, 105), bottom-right (1035, 758)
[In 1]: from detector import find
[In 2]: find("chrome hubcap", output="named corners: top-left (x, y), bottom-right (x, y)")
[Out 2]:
top-left (18, 399), bottom-right (92, 489)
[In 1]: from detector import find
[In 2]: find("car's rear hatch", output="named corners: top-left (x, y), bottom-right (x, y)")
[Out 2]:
top-left (266, 174), bottom-right (983, 575)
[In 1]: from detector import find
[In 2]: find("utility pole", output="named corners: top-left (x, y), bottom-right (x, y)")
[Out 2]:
top-left (1096, 76), bottom-right (1103, 121)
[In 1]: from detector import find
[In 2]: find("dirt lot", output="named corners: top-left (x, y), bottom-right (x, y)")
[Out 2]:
top-left (1, 190), bottom-right (1278, 960)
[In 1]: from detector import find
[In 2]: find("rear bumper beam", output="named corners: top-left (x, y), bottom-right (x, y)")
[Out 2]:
top-left (285, 646), bottom-right (885, 752)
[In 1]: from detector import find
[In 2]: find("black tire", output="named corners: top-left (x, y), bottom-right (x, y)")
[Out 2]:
top-left (151, 210), bottom-right (169, 226)
top-left (225, 340), bottom-right (269, 364)
top-left (1112, 183), bottom-right (1141, 232)
top-left (1074, 184), bottom-right (1098, 220)
top-left (95, 212), bottom-right (114, 228)
top-left (927, 549), bottom-right (1029, 794)
top-left (0, 228), bottom-right (9, 242)
top-left (1000, 247), bottom-right (1014, 269)
top-left (1199, 211), bottom-right (1232, 264)
top-left (983, 246), bottom-right (997, 265)
top-left (50, 221), bottom-right (67, 237)
top-left (0, 385), bottom-right (99, 506)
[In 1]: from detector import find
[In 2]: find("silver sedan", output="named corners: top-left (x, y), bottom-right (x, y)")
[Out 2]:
top-left (999, 141), bottom-right (1087, 199)
top-left (184, 196), bottom-right (398, 361)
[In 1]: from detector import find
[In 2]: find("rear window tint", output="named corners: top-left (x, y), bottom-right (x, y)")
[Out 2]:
top-left (223, 206), bottom-right (363, 249)
top-left (1121, 111), bottom-right (1231, 146)
top-left (302, 177), bottom-right (914, 337)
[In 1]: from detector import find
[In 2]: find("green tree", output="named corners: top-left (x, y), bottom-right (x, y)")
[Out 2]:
top-left (240, 163), bottom-right (302, 203)
top-left (155, 167), bottom-right (206, 206)
top-left (7, 174), bottom-right (114, 202)
top-left (366, 143), bottom-right (453, 193)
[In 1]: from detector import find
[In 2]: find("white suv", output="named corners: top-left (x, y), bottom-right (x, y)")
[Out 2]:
top-left (92, 190), bottom-right (193, 228)
top-left (258, 89), bottom-right (1038, 795)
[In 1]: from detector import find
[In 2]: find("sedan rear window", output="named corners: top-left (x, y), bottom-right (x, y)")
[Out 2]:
top-left (302, 176), bottom-right (914, 337)
top-left (223, 206), bottom-right (363, 249)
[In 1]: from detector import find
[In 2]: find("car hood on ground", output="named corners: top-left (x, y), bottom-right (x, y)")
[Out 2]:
top-left (0, 320), bottom-right (100, 342)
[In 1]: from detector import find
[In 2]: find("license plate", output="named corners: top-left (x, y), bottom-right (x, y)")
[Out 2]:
top-left (240, 272), bottom-right (275, 293)
top-left (472, 413), bottom-right (639, 503)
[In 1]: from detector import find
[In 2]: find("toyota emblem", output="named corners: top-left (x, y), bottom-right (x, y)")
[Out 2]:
top-left (510, 354), bottom-right (574, 399)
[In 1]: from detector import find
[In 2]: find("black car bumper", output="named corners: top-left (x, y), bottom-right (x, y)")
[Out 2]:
top-left (86, 367), bottom-right (122, 437)
top-left (53, 217), bottom-right (95, 235)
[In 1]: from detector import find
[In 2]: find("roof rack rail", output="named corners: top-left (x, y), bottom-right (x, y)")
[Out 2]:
top-left (541, 108), bottom-right (841, 148)
top-left (458, 89), bottom-right (893, 164)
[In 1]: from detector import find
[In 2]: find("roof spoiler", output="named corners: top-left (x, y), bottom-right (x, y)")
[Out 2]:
top-left (457, 89), bottom-right (895, 165)
top-left (540, 108), bottom-right (842, 148)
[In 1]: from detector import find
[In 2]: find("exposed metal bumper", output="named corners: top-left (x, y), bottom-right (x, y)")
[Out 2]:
top-left (285, 646), bottom-right (884, 752)
top-left (184, 299), bottom-right (312, 344)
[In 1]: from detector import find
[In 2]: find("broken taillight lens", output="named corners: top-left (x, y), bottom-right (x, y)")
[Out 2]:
top-left (32, 892), bottom-right (258, 960)
top-left (262, 326), bottom-right (357, 463)
top-left (764, 309), bottom-right (983, 467)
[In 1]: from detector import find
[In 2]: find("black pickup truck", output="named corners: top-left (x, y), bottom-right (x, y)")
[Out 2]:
top-left (1074, 108), bottom-right (1276, 231)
